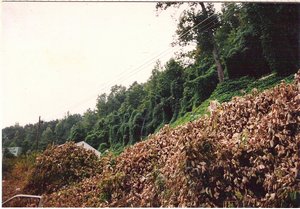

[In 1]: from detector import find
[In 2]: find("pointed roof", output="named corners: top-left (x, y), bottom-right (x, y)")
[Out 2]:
top-left (76, 141), bottom-right (101, 158)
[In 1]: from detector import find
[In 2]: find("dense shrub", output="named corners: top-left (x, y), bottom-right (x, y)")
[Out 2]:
top-left (245, 4), bottom-right (300, 75)
top-left (180, 66), bottom-right (218, 115)
top-left (225, 35), bottom-right (271, 78)
top-left (2, 152), bottom-right (16, 177)
top-left (224, 26), bottom-right (271, 78)
top-left (24, 142), bottom-right (101, 194)
top-left (2, 153), bottom-right (38, 207)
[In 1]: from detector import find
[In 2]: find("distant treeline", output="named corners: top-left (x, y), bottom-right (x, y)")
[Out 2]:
top-left (3, 3), bottom-right (299, 154)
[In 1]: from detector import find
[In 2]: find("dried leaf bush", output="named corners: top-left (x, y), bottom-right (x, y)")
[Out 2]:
top-left (43, 70), bottom-right (300, 207)
top-left (24, 142), bottom-right (102, 194)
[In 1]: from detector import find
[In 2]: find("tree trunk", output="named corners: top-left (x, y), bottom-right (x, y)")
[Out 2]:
top-left (200, 2), bottom-right (224, 83)
top-left (213, 44), bottom-right (224, 83)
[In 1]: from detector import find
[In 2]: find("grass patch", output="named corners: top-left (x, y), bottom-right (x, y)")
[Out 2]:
top-left (171, 72), bottom-right (294, 128)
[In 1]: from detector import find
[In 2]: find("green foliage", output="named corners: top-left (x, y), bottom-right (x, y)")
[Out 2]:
top-left (89, 59), bottom-right (186, 153)
top-left (40, 127), bottom-right (55, 150)
top-left (2, 114), bottom-right (83, 153)
top-left (55, 114), bottom-right (82, 145)
top-left (69, 122), bottom-right (86, 143)
top-left (172, 72), bottom-right (294, 127)
top-left (216, 4), bottom-right (271, 78)
top-left (245, 73), bottom-right (294, 92)
top-left (98, 143), bottom-right (109, 153)
top-left (180, 64), bottom-right (218, 116)
top-left (245, 4), bottom-right (300, 75)
top-left (111, 143), bottom-right (127, 156)
top-left (85, 131), bottom-right (101, 149)
top-left (224, 31), bottom-right (271, 78)
top-left (3, 148), bottom-right (16, 159)
top-left (169, 3), bottom-right (218, 55)
top-left (2, 3), bottom-right (298, 160)
top-left (208, 76), bottom-right (253, 103)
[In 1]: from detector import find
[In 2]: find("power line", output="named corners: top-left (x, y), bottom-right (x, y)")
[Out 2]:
top-left (111, 18), bottom-right (219, 84)
top-left (105, 13), bottom-right (224, 80)
top-left (52, 14), bottom-right (223, 119)
top-left (100, 5), bottom-right (246, 87)
top-left (52, 4), bottom-right (243, 119)
top-left (93, 13), bottom-right (219, 90)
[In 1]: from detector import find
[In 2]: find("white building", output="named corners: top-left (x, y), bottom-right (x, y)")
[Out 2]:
top-left (5, 147), bottom-right (22, 157)
top-left (76, 141), bottom-right (101, 158)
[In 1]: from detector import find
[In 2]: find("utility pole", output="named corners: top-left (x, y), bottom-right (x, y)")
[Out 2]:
top-left (35, 116), bottom-right (42, 151)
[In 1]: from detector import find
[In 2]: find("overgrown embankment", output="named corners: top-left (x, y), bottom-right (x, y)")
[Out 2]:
top-left (172, 73), bottom-right (295, 127)
top-left (40, 70), bottom-right (300, 207)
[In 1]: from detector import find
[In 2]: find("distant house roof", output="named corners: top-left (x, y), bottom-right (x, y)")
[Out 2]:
top-left (6, 147), bottom-right (22, 157)
top-left (76, 141), bottom-right (101, 158)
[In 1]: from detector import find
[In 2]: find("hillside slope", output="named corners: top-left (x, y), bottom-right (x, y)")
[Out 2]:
top-left (41, 70), bottom-right (300, 207)
top-left (172, 73), bottom-right (295, 128)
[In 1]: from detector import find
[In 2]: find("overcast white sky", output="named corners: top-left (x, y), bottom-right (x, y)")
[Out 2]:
top-left (1, 2), bottom-right (192, 128)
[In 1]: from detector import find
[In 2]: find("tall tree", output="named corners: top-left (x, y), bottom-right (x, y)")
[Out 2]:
top-left (199, 3), bottom-right (224, 82)
top-left (40, 127), bottom-right (55, 150)
top-left (215, 3), bottom-right (271, 78)
top-left (244, 3), bottom-right (300, 75)
top-left (157, 2), bottom-right (225, 82)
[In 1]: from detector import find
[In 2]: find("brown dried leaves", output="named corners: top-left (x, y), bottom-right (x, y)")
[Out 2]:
top-left (24, 142), bottom-right (102, 195)
top-left (43, 70), bottom-right (300, 207)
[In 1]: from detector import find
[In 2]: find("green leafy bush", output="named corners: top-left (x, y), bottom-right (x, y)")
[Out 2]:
top-left (180, 66), bottom-right (218, 115)
top-left (223, 27), bottom-right (271, 78)
top-left (245, 4), bottom-right (300, 75)
top-left (98, 142), bottom-right (109, 153)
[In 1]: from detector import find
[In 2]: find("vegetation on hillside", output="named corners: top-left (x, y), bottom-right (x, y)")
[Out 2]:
top-left (3, 2), bottom-right (300, 208)
top-left (2, 152), bottom-right (37, 204)
top-left (172, 73), bottom-right (295, 127)
top-left (4, 71), bottom-right (300, 206)
top-left (2, 3), bottom-right (299, 157)
top-left (36, 70), bottom-right (300, 207)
